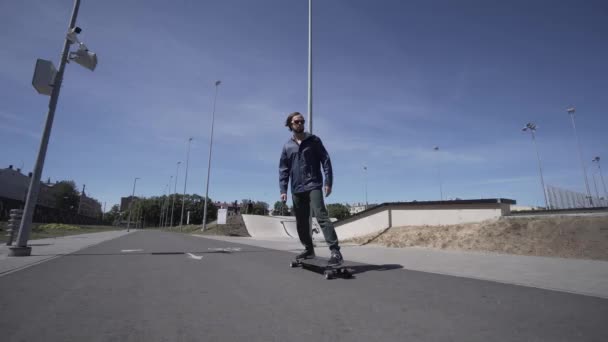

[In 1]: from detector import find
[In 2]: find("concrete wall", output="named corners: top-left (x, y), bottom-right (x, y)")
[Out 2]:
top-left (241, 215), bottom-right (288, 239)
top-left (391, 208), bottom-right (502, 226)
top-left (335, 210), bottom-right (390, 240)
top-left (242, 215), bottom-right (326, 241)
top-left (335, 201), bottom-right (512, 239)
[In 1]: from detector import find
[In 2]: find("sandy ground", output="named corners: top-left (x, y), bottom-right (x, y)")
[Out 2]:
top-left (345, 215), bottom-right (608, 261)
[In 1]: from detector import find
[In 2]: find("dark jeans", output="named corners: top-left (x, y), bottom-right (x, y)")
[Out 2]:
top-left (292, 189), bottom-right (340, 251)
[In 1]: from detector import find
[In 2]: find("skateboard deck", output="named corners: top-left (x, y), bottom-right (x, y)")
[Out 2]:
top-left (290, 256), bottom-right (353, 279)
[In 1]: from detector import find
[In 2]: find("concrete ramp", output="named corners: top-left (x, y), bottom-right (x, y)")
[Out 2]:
top-left (241, 215), bottom-right (326, 241)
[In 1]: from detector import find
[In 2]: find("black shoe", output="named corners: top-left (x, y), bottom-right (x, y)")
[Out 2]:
top-left (328, 250), bottom-right (343, 266)
top-left (296, 249), bottom-right (315, 260)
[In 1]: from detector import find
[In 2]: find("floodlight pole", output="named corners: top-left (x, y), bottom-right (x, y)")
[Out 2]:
top-left (180, 137), bottom-right (193, 230)
top-left (202, 81), bottom-right (222, 231)
top-left (10, 0), bottom-right (81, 256)
top-left (170, 161), bottom-right (181, 229)
top-left (307, 0), bottom-right (314, 233)
top-left (567, 107), bottom-right (592, 206)
top-left (126, 177), bottom-right (139, 231)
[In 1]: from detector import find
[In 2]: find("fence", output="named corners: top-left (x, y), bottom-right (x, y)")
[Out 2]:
top-left (546, 185), bottom-right (608, 209)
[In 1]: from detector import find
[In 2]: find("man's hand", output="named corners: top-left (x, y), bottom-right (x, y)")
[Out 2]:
top-left (280, 193), bottom-right (287, 202)
top-left (324, 186), bottom-right (332, 197)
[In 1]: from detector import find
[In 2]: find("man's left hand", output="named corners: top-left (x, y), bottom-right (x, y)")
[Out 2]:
top-left (324, 186), bottom-right (332, 197)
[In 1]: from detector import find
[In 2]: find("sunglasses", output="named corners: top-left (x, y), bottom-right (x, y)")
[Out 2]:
top-left (292, 120), bottom-right (305, 124)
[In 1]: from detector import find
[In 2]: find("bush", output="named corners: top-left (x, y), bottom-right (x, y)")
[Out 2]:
top-left (38, 223), bottom-right (81, 231)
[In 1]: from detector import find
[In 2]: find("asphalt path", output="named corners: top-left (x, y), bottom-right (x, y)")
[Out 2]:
top-left (0, 230), bottom-right (606, 341)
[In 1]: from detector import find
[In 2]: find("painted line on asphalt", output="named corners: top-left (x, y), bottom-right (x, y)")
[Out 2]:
top-left (208, 247), bottom-right (242, 252)
top-left (187, 253), bottom-right (203, 260)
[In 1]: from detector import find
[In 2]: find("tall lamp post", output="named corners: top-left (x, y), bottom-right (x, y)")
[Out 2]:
top-left (433, 146), bottom-right (444, 201)
top-left (363, 165), bottom-right (368, 209)
top-left (180, 137), bottom-right (193, 230)
top-left (202, 81), bottom-right (222, 230)
top-left (592, 156), bottom-right (607, 204)
top-left (11, 0), bottom-right (98, 256)
top-left (307, 0), bottom-right (313, 134)
top-left (126, 177), bottom-right (139, 232)
top-left (170, 161), bottom-right (181, 229)
top-left (566, 106), bottom-right (592, 206)
top-left (522, 123), bottom-right (549, 209)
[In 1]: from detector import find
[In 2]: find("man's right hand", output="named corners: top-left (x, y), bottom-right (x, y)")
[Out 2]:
top-left (280, 193), bottom-right (287, 202)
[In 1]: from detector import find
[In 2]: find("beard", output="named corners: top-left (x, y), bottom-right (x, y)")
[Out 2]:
top-left (293, 126), bottom-right (305, 133)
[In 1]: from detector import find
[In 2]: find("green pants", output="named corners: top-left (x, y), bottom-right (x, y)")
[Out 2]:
top-left (292, 189), bottom-right (340, 251)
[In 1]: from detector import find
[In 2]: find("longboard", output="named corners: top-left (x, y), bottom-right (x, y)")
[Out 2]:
top-left (290, 256), bottom-right (353, 279)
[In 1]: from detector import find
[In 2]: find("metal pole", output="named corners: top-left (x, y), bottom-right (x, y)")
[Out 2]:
top-left (159, 183), bottom-right (167, 227)
top-left (567, 107), bottom-right (592, 206)
top-left (11, 0), bottom-right (81, 256)
top-left (593, 157), bottom-right (607, 199)
top-left (307, 0), bottom-right (313, 134)
top-left (170, 161), bottom-right (181, 229)
top-left (591, 171), bottom-right (600, 207)
top-left (180, 137), bottom-right (193, 230)
top-left (202, 81), bottom-right (221, 230)
top-left (126, 177), bottom-right (139, 231)
top-left (363, 166), bottom-right (368, 209)
top-left (307, 0), bottom-right (314, 235)
top-left (434, 147), bottom-right (443, 201)
top-left (161, 176), bottom-right (171, 228)
top-left (530, 131), bottom-right (549, 209)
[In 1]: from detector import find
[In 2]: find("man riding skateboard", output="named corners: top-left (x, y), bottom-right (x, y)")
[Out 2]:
top-left (279, 112), bottom-right (343, 266)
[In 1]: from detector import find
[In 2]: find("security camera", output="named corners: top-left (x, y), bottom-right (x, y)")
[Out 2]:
top-left (69, 44), bottom-right (97, 71)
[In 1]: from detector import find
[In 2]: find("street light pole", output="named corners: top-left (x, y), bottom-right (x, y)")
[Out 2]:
top-left (522, 123), bottom-right (548, 208)
top-left (126, 177), bottom-right (139, 232)
top-left (593, 156), bottom-right (607, 203)
top-left (170, 161), bottom-right (181, 229)
top-left (363, 165), bottom-right (368, 209)
top-left (202, 81), bottom-right (222, 231)
top-left (307, 0), bottom-right (313, 134)
top-left (159, 183), bottom-right (168, 227)
top-left (433, 146), bottom-right (444, 201)
top-left (567, 107), bottom-right (592, 206)
top-left (162, 175), bottom-right (172, 228)
top-left (180, 137), bottom-right (193, 230)
top-left (10, 0), bottom-right (82, 256)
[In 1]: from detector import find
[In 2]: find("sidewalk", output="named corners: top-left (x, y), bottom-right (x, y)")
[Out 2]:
top-left (198, 235), bottom-right (608, 299)
top-left (0, 230), bottom-right (132, 276)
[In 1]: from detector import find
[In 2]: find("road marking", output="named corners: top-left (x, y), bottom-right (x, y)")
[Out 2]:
top-left (121, 249), bottom-right (143, 253)
top-left (187, 253), bottom-right (203, 260)
top-left (208, 247), bottom-right (241, 252)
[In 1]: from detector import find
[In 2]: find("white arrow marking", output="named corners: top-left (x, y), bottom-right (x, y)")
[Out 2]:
top-left (187, 253), bottom-right (203, 260)
top-left (121, 249), bottom-right (143, 253)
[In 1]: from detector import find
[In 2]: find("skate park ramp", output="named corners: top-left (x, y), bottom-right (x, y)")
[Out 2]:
top-left (241, 215), bottom-right (327, 240)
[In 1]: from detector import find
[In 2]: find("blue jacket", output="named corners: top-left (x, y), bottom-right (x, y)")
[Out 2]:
top-left (279, 133), bottom-right (333, 194)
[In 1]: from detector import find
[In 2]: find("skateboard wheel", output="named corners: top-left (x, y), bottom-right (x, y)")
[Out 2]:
top-left (290, 262), bottom-right (297, 268)
top-left (324, 270), bottom-right (332, 280)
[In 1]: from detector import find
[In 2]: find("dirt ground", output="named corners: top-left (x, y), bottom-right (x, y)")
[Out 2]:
top-left (344, 215), bottom-right (608, 261)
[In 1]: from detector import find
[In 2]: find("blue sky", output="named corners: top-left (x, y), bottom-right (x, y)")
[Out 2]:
top-left (1, 0), bottom-right (607, 210)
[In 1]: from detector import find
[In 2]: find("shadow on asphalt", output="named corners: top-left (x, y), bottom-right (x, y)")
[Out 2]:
top-left (348, 264), bottom-right (403, 275)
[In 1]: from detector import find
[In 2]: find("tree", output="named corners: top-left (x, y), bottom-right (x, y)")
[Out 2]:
top-left (326, 203), bottom-right (350, 220)
top-left (252, 201), bottom-right (269, 215)
top-left (103, 204), bottom-right (120, 225)
top-left (52, 181), bottom-right (79, 212)
top-left (273, 201), bottom-right (290, 216)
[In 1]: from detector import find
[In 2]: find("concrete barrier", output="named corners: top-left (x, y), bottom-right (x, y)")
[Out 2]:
top-left (335, 199), bottom-right (515, 239)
